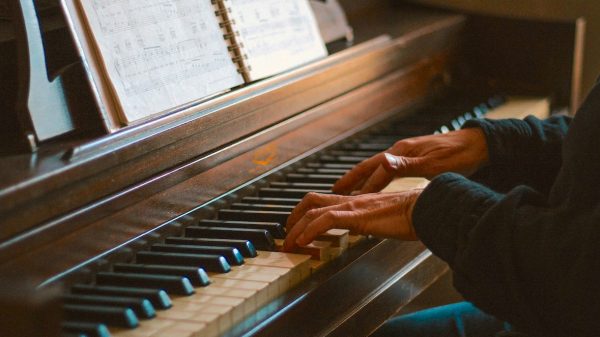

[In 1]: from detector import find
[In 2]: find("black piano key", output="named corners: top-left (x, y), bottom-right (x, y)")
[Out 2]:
top-left (63, 304), bottom-right (139, 329)
top-left (113, 263), bottom-right (210, 287)
top-left (306, 163), bottom-right (355, 170)
top-left (62, 322), bottom-right (110, 337)
top-left (241, 196), bottom-right (302, 206)
top-left (213, 213), bottom-right (288, 235)
top-left (95, 272), bottom-right (195, 296)
top-left (340, 143), bottom-right (390, 151)
top-left (165, 237), bottom-right (257, 258)
top-left (230, 203), bottom-right (295, 212)
top-left (70, 285), bottom-right (172, 310)
top-left (136, 251), bottom-right (231, 273)
top-left (269, 182), bottom-right (333, 190)
top-left (295, 167), bottom-right (348, 175)
top-left (259, 187), bottom-right (330, 199)
top-left (327, 150), bottom-right (379, 157)
top-left (63, 294), bottom-right (155, 319)
top-left (150, 243), bottom-right (244, 266)
top-left (200, 219), bottom-right (286, 239)
top-left (285, 173), bottom-right (342, 184)
top-left (318, 155), bottom-right (368, 164)
top-left (185, 226), bottom-right (276, 251)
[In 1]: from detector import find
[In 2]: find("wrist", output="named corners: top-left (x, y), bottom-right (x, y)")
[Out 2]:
top-left (405, 188), bottom-right (423, 240)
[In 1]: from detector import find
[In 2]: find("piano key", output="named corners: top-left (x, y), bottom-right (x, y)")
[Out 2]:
top-left (340, 142), bottom-right (390, 151)
top-left (285, 173), bottom-right (342, 184)
top-left (318, 155), bottom-right (369, 164)
top-left (113, 253), bottom-right (312, 337)
top-left (241, 196), bottom-right (302, 206)
top-left (327, 150), bottom-right (379, 157)
top-left (165, 237), bottom-right (257, 258)
top-left (110, 318), bottom-right (175, 337)
top-left (185, 226), bottom-right (276, 251)
top-left (154, 305), bottom-right (223, 337)
top-left (62, 322), bottom-right (111, 337)
top-left (269, 181), bottom-right (333, 190)
top-left (70, 285), bottom-right (172, 310)
top-left (149, 320), bottom-right (209, 337)
top-left (316, 229), bottom-right (350, 249)
top-left (150, 243), bottom-right (244, 266)
top-left (63, 294), bottom-right (156, 319)
top-left (136, 251), bottom-right (231, 274)
top-left (208, 216), bottom-right (287, 237)
top-left (95, 272), bottom-right (195, 296)
top-left (229, 202), bottom-right (295, 212)
top-left (112, 263), bottom-right (211, 287)
top-left (295, 167), bottom-right (349, 175)
top-left (177, 294), bottom-right (247, 331)
top-left (258, 187), bottom-right (330, 199)
top-left (217, 209), bottom-right (289, 227)
top-left (63, 304), bottom-right (139, 329)
top-left (274, 239), bottom-right (332, 261)
top-left (305, 162), bottom-right (355, 170)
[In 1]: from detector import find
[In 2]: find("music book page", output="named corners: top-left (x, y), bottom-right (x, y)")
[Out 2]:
top-left (226, 0), bottom-right (328, 81)
top-left (77, 0), bottom-right (244, 124)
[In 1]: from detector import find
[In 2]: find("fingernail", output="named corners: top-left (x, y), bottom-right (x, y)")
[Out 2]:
top-left (385, 153), bottom-right (399, 169)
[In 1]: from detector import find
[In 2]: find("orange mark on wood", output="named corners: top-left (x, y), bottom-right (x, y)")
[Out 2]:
top-left (252, 144), bottom-right (278, 167)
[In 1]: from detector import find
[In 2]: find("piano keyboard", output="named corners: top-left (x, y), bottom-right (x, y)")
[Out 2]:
top-left (60, 95), bottom-right (504, 337)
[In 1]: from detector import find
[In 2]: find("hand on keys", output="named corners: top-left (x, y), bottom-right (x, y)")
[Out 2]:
top-left (283, 190), bottom-right (422, 252)
top-left (332, 128), bottom-right (489, 195)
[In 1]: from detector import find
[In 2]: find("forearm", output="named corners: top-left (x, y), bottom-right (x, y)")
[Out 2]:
top-left (412, 173), bottom-right (599, 337)
top-left (463, 115), bottom-right (571, 194)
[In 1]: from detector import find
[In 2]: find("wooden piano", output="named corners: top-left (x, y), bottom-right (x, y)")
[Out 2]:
top-left (0, 1), bottom-right (583, 336)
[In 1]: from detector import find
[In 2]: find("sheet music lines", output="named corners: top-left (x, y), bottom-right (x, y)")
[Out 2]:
top-left (78, 0), bottom-right (243, 122)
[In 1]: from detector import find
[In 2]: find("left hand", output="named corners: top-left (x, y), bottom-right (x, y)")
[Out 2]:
top-left (283, 190), bottom-right (423, 252)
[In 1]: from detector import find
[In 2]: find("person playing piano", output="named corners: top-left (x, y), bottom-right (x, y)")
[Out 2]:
top-left (283, 80), bottom-right (600, 337)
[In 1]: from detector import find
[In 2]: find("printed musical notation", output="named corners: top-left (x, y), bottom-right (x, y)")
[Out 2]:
top-left (227, 0), bottom-right (327, 80)
top-left (78, 0), bottom-right (243, 123)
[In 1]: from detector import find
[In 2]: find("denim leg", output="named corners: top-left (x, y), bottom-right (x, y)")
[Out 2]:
top-left (371, 301), bottom-right (511, 337)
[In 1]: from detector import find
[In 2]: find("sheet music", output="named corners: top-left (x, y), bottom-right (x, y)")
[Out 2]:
top-left (226, 0), bottom-right (328, 81)
top-left (77, 0), bottom-right (244, 123)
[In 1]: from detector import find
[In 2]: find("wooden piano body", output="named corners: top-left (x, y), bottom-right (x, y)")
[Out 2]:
top-left (0, 1), bottom-right (583, 336)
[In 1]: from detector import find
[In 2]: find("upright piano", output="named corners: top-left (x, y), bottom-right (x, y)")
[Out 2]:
top-left (0, 1), bottom-right (583, 336)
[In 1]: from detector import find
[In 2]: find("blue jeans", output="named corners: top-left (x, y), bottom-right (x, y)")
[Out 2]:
top-left (371, 301), bottom-right (517, 337)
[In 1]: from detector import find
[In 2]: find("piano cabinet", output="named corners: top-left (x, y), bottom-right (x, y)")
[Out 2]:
top-left (0, 1), bottom-right (582, 337)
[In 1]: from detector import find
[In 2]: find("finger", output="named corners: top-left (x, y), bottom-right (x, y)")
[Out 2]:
top-left (284, 203), bottom-right (351, 251)
top-left (285, 192), bottom-right (341, 231)
top-left (380, 153), bottom-right (426, 178)
top-left (358, 165), bottom-right (394, 194)
top-left (332, 154), bottom-right (387, 195)
top-left (296, 210), bottom-right (346, 246)
top-left (297, 210), bottom-right (361, 246)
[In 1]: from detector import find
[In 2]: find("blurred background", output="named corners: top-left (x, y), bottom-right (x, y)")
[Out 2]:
top-left (409, 0), bottom-right (600, 98)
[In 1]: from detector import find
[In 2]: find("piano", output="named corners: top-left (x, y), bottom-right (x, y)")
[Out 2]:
top-left (0, 1), bottom-right (583, 336)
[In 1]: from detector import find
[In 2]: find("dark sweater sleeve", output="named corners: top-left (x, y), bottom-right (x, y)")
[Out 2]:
top-left (463, 116), bottom-right (570, 194)
top-left (413, 173), bottom-right (600, 337)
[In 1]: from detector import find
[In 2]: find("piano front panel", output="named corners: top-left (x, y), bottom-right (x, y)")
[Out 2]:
top-left (0, 53), bottom-right (450, 285)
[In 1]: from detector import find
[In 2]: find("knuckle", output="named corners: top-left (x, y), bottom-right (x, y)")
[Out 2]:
top-left (305, 209), bottom-right (320, 220)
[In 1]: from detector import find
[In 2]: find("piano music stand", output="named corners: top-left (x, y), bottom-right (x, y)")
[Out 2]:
top-left (10, 0), bottom-right (75, 152)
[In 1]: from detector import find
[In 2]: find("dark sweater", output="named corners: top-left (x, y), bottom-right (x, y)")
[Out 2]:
top-left (412, 82), bottom-right (600, 337)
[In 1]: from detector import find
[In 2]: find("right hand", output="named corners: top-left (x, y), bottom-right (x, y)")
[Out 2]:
top-left (332, 128), bottom-right (489, 195)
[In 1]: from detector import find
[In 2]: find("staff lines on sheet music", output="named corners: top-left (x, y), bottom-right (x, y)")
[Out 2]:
top-left (79, 0), bottom-right (244, 121)
top-left (118, 57), bottom-right (231, 97)
top-left (90, 0), bottom-right (204, 35)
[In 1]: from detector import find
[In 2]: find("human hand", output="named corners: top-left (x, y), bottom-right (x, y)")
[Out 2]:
top-left (283, 190), bottom-right (422, 252)
top-left (333, 128), bottom-right (489, 195)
